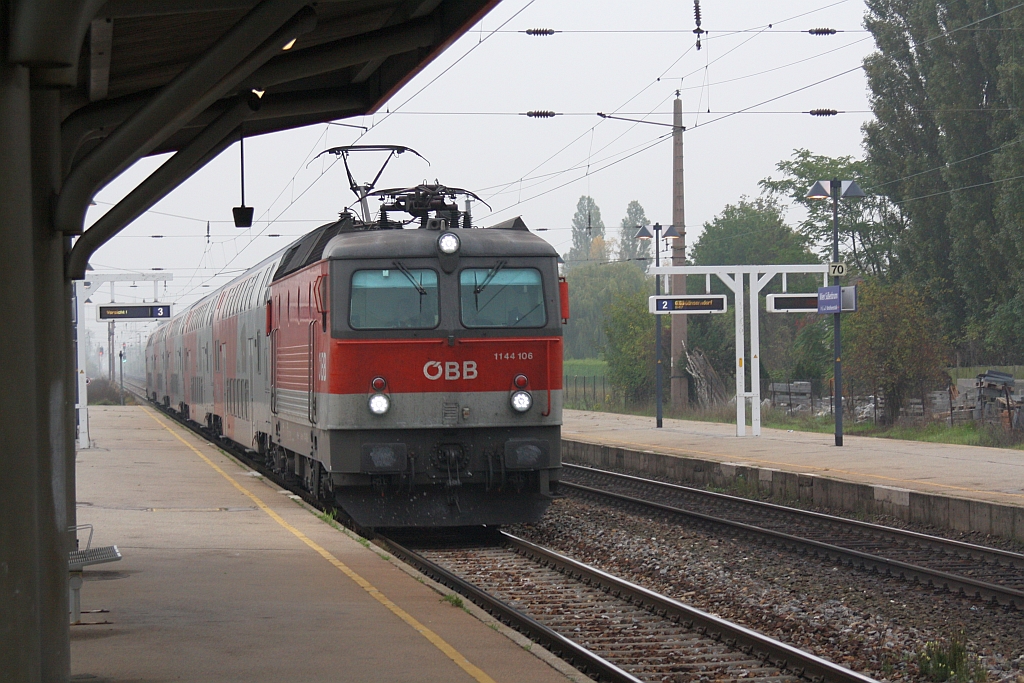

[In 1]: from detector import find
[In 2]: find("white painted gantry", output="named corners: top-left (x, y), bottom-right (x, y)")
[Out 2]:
top-left (652, 264), bottom-right (829, 437)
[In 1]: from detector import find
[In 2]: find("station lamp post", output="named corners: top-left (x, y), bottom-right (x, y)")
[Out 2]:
top-left (636, 222), bottom-right (680, 428)
top-left (805, 178), bottom-right (865, 446)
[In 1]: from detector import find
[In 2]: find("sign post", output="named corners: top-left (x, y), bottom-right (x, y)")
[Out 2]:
top-left (652, 264), bottom-right (830, 436)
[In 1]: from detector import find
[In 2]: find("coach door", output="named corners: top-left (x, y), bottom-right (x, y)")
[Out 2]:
top-left (307, 321), bottom-right (317, 424)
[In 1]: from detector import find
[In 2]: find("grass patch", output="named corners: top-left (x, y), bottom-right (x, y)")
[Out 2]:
top-left (317, 508), bottom-right (339, 529)
top-left (563, 358), bottom-right (608, 378)
top-left (917, 631), bottom-right (987, 683)
top-left (441, 593), bottom-right (465, 609)
top-left (946, 365), bottom-right (1024, 381)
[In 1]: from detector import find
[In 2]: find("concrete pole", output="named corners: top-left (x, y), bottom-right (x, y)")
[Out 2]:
top-left (30, 88), bottom-right (72, 679)
top-left (0, 45), bottom-right (44, 683)
top-left (670, 93), bottom-right (688, 410)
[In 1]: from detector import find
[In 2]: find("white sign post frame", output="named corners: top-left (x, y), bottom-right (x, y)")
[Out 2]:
top-left (652, 264), bottom-right (829, 437)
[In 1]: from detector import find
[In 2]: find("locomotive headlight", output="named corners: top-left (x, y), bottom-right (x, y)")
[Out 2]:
top-left (510, 390), bottom-right (533, 413)
top-left (437, 232), bottom-right (460, 255)
top-left (368, 393), bottom-right (390, 415)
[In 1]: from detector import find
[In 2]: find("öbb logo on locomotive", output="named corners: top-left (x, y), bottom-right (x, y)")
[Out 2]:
top-left (422, 360), bottom-right (478, 380)
top-left (144, 150), bottom-right (567, 529)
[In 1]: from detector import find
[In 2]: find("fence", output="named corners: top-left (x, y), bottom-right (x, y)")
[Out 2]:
top-left (563, 375), bottom-right (622, 410)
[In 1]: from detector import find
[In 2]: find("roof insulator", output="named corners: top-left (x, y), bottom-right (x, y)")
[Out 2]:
top-left (808, 27), bottom-right (838, 35)
top-left (526, 110), bottom-right (557, 118)
top-left (809, 109), bottom-right (839, 116)
top-left (525, 28), bottom-right (555, 36)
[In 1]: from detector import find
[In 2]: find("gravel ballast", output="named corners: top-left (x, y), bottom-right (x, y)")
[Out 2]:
top-left (511, 497), bottom-right (1024, 683)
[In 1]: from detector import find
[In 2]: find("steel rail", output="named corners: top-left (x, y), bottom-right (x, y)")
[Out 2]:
top-left (561, 466), bottom-right (1024, 608)
top-left (564, 464), bottom-right (1024, 568)
top-left (502, 532), bottom-right (879, 683)
top-left (379, 531), bottom-right (879, 683)
top-left (377, 533), bottom-right (642, 683)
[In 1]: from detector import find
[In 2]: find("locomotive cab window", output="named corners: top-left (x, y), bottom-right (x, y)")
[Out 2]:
top-left (460, 267), bottom-right (546, 328)
top-left (349, 268), bottom-right (439, 329)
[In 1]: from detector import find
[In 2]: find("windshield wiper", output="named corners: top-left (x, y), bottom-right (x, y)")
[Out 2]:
top-left (510, 302), bottom-right (542, 327)
top-left (392, 261), bottom-right (427, 295)
top-left (474, 260), bottom-right (507, 294)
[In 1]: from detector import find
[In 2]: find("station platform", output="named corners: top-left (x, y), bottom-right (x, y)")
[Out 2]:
top-left (562, 410), bottom-right (1024, 543)
top-left (72, 406), bottom-right (579, 683)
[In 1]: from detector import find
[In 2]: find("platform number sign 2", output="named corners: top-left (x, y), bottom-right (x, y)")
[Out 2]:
top-left (657, 299), bottom-right (671, 311)
top-left (828, 262), bottom-right (847, 278)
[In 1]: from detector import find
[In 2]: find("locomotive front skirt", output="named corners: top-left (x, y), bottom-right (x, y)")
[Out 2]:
top-left (147, 212), bottom-right (564, 527)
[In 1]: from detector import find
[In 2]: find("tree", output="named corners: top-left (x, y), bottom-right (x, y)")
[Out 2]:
top-left (618, 200), bottom-right (652, 271)
top-left (860, 0), bottom-right (1022, 362)
top-left (690, 196), bottom-right (818, 268)
top-left (759, 149), bottom-right (904, 278)
top-left (687, 197), bottom-right (821, 384)
top-left (604, 289), bottom-right (660, 403)
top-left (844, 279), bottom-right (949, 424)
top-left (564, 196), bottom-right (607, 268)
top-left (563, 261), bottom-right (650, 359)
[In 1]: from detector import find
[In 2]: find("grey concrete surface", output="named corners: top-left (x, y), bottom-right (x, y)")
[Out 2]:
top-left (72, 406), bottom-right (577, 683)
top-left (563, 410), bottom-right (1024, 541)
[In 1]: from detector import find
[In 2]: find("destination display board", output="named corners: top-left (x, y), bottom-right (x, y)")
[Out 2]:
top-left (97, 304), bottom-right (172, 321)
top-left (767, 287), bottom-right (858, 314)
top-left (648, 295), bottom-right (728, 315)
top-left (766, 293), bottom-right (819, 313)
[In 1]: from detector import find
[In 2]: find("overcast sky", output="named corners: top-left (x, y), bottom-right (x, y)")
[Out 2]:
top-left (85, 0), bottom-right (875, 345)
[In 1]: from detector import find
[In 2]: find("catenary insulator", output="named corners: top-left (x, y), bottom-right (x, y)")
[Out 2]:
top-left (808, 27), bottom-right (838, 35)
top-left (525, 28), bottom-right (555, 36)
top-left (809, 109), bottom-right (839, 116)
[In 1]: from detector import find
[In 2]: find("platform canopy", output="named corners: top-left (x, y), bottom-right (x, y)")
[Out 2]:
top-left (21, 0), bottom-right (499, 277)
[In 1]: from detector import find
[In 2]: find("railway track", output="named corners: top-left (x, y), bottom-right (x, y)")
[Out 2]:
top-left (561, 464), bottom-right (1024, 609)
top-left (380, 530), bottom-right (879, 683)
top-left (121, 386), bottom-right (878, 683)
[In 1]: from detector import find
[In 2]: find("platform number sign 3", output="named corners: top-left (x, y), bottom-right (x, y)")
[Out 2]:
top-left (828, 262), bottom-right (847, 277)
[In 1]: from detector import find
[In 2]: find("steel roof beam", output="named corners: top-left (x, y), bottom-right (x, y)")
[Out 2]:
top-left (67, 94), bottom-right (261, 279)
top-left (244, 15), bottom-right (439, 91)
top-left (61, 15), bottom-right (436, 172)
top-left (54, 0), bottom-right (316, 236)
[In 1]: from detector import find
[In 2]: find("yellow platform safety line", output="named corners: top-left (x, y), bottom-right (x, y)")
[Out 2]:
top-left (565, 433), bottom-right (1024, 501)
top-left (142, 407), bottom-right (497, 683)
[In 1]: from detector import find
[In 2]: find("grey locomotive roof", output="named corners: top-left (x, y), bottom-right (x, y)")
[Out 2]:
top-left (323, 221), bottom-right (558, 261)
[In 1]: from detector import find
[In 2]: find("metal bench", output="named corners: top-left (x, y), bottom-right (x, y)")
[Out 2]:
top-left (69, 525), bottom-right (122, 624)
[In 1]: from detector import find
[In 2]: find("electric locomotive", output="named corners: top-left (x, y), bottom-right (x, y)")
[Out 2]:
top-left (147, 176), bottom-right (566, 528)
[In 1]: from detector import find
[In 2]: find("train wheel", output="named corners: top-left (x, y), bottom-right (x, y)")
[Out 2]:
top-left (318, 464), bottom-right (333, 504)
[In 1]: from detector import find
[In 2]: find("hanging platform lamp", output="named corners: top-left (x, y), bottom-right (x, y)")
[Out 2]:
top-left (233, 130), bottom-right (254, 227)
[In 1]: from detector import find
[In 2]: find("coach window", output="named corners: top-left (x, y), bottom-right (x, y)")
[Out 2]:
top-left (459, 267), bottom-right (546, 328)
top-left (349, 268), bottom-right (439, 329)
